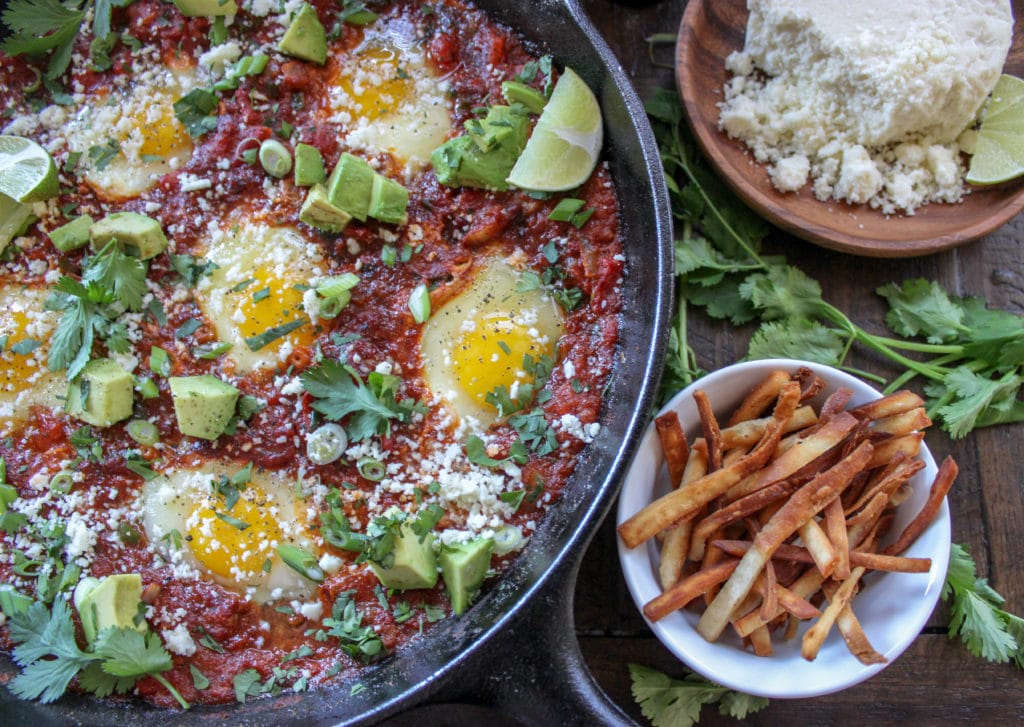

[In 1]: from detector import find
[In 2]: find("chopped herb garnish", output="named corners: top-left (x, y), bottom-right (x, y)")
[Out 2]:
top-left (214, 510), bottom-right (250, 531)
top-left (175, 318), bottom-right (202, 339)
top-left (244, 318), bottom-right (308, 351)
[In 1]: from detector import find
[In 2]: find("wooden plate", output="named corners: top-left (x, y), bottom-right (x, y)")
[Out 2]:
top-left (676, 0), bottom-right (1024, 257)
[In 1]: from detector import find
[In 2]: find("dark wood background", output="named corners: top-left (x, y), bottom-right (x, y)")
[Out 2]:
top-left (573, 0), bottom-right (1024, 723)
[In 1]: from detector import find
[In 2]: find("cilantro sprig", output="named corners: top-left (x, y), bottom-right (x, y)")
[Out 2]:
top-left (630, 664), bottom-right (767, 727)
top-left (648, 88), bottom-right (1024, 439)
top-left (300, 360), bottom-right (424, 441)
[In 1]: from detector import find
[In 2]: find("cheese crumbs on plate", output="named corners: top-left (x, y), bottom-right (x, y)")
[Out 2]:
top-left (718, 0), bottom-right (1014, 214)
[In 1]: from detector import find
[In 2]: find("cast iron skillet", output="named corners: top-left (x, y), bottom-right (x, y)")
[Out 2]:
top-left (0, 0), bottom-right (674, 723)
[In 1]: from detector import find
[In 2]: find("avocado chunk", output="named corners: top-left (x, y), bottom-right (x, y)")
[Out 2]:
top-left (300, 183), bottom-right (352, 233)
top-left (73, 573), bottom-right (147, 644)
top-left (278, 2), bottom-right (327, 66)
top-left (65, 358), bottom-right (134, 427)
top-left (431, 106), bottom-right (529, 191)
top-left (439, 537), bottom-right (494, 615)
top-left (169, 375), bottom-right (239, 440)
top-left (368, 174), bottom-right (409, 226)
top-left (369, 520), bottom-right (438, 590)
top-left (49, 215), bottom-right (93, 252)
top-left (172, 0), bottom-right (238, 16)
top-left (326, 152), bottom-right (375, 221)
top-left (89, 211), bottom-right (169, 260)
top-left (501, 80), bottom-right (547, 115)
top-left (294, 143), bottom-right (326, 187)
top-left (0, 192), bottom-right (33, 255)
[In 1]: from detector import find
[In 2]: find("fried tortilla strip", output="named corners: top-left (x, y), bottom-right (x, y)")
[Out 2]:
top-left (644, 558), bottom-right (739, 622)
top-left (720, 406), bottom-right (817, 450)
top-left (712, 540), bottom-right (931, 573)
top-left (734, 566), bottom-right (826, 638)
top-left (882, 456), bottom-right (958, 556)
top-left (727, 370), bottom-right (793, 425)
top-left (727, 411), bottom-right (858, 501)
top-left (844, 453), bottom-right (921, 516)
top-left (869, 407), bottom-right (931, 437)
top-left (849, 390), bottom-right (925, 421)
top-left (824, 497), bottom-right (851, 580)
top-left (688, 478), bottom-right (803, 561)
top-left (749, 625), bottom-right (773, 657)
top-left (697, 441), bottom-right (873, 642)
top-left (751, 576), bottom-right (821, 621)
top-left (794, 367), bottom-right (825, 403)
top-left (866, 433), bottom-right (923, 469)
top-left (824, 581), bottom-right (887, 665)
top-left (618, 384), bottom-right (799, 549)
top-left (655, 411), bottom-right (690, 489)
top-left (694, 390), bottom-right (723, 471)
top-left (818, 387), bottom-right (854, 421)
top-left (802, 566), bottom-right (867, 661)
top-left (658, 442), bottom-right (708, 590)
top-left (797, 518), bottom-right (838, 578)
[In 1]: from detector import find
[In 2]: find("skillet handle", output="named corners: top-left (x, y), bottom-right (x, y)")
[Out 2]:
top-left (427, 549), bottom-right (637, 726)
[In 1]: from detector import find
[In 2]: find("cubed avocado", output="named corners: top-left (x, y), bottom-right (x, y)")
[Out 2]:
top-left (294, 143), bottom-right (326, 187)
top-left (369, 521), bottom-right (438, 590)
top-left (468, 105), bottom-right (529, 155)
top-left (0, 192), bottom-right (33, 255)
top-left (439, 537), bottom-right (494, 615)
top-left (49, 215), bottom-right (93, 252)
top-left (368, 174), bottom-right (409, 226)
top-left (89, 211), bottom-right (169, 260)
top-left (65, 358), bottom-right (134, 427)
top-left (278, 2), bottom-right (327, 66)
top-left (73, 573), bottom-right (147, 644)
top-left (169, 375), bottom-right (239, 440)
top-left (501, 80), bottom-right (547, 115)
top-left (172, 0), bottom-right (238, 16)
top-left (431, 135), bottom-right (515, 191)
top-left (326, 152), bottom-right (375, 221)
top-left (300, 184), bottom-right (352, 233)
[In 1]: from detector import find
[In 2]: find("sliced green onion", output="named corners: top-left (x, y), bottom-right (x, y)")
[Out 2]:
top-left (277, 543), bottom-right (325, 582)
top-left (316, 273), bottom-right (360, 298)
top-left (409, 283), bottom-right (430, 323)
top-left (127, 419), bottom-right (160, 446)
top-left (306, 423), bottom-right (347, 465)
top-left (259, 139), bottom-right (292, 178)
top-left (244, 318), bottom-right (307, 351)
top-left (49, 470), bottom-right (74, 494)
top-left (318, 293), bottom-right (350, 320)
top-left (135, 376), bottom-right (159, 399)
top-left (357, 457), bottom-right (386, 482)
top-left (491, 524), bottom-right (523, 555)
top-left (193, 341), bottom-right (233, 359)
top-left (150, 346), bottom-right (171, 377)
top-left (547, 197), bottom-right (586, 221)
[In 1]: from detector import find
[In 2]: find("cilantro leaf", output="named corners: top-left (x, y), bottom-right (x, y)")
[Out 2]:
top-left (7, 599), bottom-right (95, 703)
top-left (930, 368), bottom-right (1024, 439)
top-left (300, 360), bottom-right (422, 441)
top-left (746, 319), bottom-right (845, 366)
top-left (876, 279), bottom-right (967, 344)
top-left (629, 663), bottom-right (767, 727)
top-left (1, 0), bottom-right (86, 80)
top-left (83, 242), bottom-right (147, 311)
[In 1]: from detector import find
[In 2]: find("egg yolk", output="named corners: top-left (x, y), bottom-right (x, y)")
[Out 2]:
top-left (127, 93), bottom-right (192, 159)
top-left (451, 312), bottom-right (552, 407)
top-left (336, 43), bottom-right (413, 119)
top-left (231, 267), bottom-right (316, 353)
top-left (187, 494), bottom-right (283, 579)
top-left (0, 308), bottom-right (46, 388)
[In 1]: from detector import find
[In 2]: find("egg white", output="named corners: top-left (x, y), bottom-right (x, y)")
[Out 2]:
top-left (62, 64), bottom-right (198, 200)
top-left (330, 19), bottom-right (452, 171)
top-left (139, 462), bottom-right (317, 604)
top-left (420, 257), bottom-right (565, 430)
top-left (0, 285), bottom-right (64, 434)
top-left (195, 221), bottom-right (325, 374)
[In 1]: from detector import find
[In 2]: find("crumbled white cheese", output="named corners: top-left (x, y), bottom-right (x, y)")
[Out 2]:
top-left (161, 624), bottom-right (197, 656)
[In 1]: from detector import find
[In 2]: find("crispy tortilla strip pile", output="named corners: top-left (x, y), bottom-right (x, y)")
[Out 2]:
top-left (618, 368), bottom-right (956, 663)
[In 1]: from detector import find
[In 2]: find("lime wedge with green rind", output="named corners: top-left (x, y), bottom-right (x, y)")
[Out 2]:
top-left (0, 191), bottom-right (34, 252)
top-left (0, 135), bottom-right (59, 203)
top-left (506, 67), bottom-right (603, 192)
top-left (966, 74), bottom-right (1024, 185)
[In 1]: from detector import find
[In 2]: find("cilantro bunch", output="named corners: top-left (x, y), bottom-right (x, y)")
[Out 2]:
top-left (648, 89), bottom-right (1024, 440)
top-left (629, 664), bottom-right (767, 727)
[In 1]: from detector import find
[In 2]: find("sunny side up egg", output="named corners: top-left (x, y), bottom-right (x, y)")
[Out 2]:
top-left (421, 258), bottom-right (565, 429)
top-left (330, 18), bottom-right (452, 172)
top-left (61, 62), bottom-right (197, 201)
top-left (139, 462), bottom-right (318, 604)
top-left (195, 221), bottom-right (325, 374)
top-left (0, 285), bottom-right (65, 435)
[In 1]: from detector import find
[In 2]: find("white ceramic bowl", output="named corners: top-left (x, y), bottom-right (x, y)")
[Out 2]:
top-left (617, 359), bottom-right (950, 698)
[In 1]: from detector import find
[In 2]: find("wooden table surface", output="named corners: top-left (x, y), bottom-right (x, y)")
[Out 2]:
top-left (572, 1), bottom-right (1024, 723)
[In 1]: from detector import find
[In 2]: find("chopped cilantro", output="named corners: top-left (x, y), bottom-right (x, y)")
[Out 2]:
top-left (245, 318), bottom-right (308, 351)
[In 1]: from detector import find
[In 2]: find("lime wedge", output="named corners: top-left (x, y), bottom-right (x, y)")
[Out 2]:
top-left (0, 135), bottom-right (59, 203)
top-left (966, 74), bottom-right (1024, 185)
top-left (0, 192), bottom-right (33, 251)
top-left (506, 67), bottom-right (603, 192)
